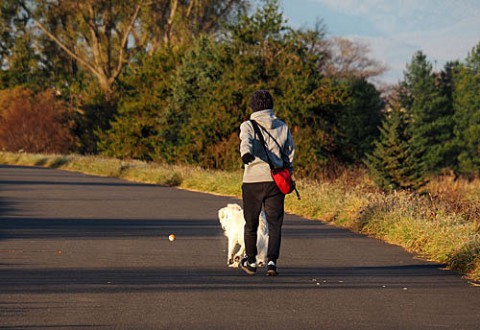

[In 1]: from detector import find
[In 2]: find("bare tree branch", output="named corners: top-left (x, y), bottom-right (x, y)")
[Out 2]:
top-left (187, 0), bottom-right (195, 17)
top-left (20, 2), bottom-right (102, 79)
top-left (112, 2), bottom-right (143, 82)
top-left (325, 37), bottom-right (386, 79)
top-left (85, 4), bottom-right (103, 74)
top-left (164, 0), bottom-right (178, 46)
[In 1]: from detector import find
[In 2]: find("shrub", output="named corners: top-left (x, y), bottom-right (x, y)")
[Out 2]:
top-left (0, 87), bottom-right (76, 153)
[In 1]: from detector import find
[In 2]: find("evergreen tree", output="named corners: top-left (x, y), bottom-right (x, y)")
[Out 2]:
top-left (98, 50), bottom-right (179, 161)
top-left (399, 51), bottom-right (455, 175)
top-left (437, 60), bottom-right (461, 172)
top-left (168, 35), bottom-right (238, 168)
top-left (334, 77), bottom-right (384, 163)
top-left (453, 42), bottom-right (480, 175)
top-left (365, 106), bottom-right (425, 191)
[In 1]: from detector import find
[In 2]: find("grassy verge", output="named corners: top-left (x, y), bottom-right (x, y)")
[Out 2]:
top-left (1, 151), bottom-right (479, 281)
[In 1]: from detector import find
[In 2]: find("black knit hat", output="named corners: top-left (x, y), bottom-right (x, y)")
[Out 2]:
top-left (250, 90), bottom-right (273, 112)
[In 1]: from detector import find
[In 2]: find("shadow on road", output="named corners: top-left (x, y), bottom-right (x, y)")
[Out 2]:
top-left (0, 215), bottom-right (359, 241)
top-left (0, 179), bottom-right (162, 188)
top-left (0, 217), bottom-right (223, 240)
top-left (0, 324), bottom-right (102, 329)
top-left (0, 198), bottom-right (15, 217)
top-left (0, 217), bottom-right (362, 245)
top-left (0, 263), bottom-right (454, 296)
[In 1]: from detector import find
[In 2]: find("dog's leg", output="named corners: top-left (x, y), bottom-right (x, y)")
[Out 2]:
top-left (227, 239), bottom-right (236, 266)
top-left (256, 234), bottom-right (268, 267)
top-left (234, 243), bottom-right (245, 262)
top-left (255, 212), bottom-right (268, 267)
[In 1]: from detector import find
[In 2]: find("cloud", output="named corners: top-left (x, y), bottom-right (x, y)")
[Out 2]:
top-left (348, 17), bottom-right (480, 84)
top-left (347, 35), bottom-right (415, 83)
top-left (396, 17), bottom-right (480, 61)
top-left (313, 0), bottom-right (480, 19)
top-left (311, 0), bottom-right (480, 83)
top-left (312, 0), bottom-right (480, 34)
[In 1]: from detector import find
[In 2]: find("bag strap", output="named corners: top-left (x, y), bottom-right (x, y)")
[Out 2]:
top-left (256, 122), bottom-right (284, 154)
top-left (251, 120), bottom-right (301, 200)
top-left (250, 120), bottom-right (275, 170)
top-left (250, 120), bottom-right (290, 168)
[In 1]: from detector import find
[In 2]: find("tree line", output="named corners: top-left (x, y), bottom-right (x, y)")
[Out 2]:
top-left (367, 47), bottom-right (480, 189)
top-left (1, 0), bottom-right (479, 187)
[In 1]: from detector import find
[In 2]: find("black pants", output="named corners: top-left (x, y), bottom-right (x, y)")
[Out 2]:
top-left (242, 181), bottom-right (285, 264)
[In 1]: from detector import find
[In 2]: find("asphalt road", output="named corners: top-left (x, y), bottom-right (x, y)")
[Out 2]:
top-left (1, 164), bottom-right (479, 330)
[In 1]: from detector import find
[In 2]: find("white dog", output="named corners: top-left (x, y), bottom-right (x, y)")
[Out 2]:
top-left (218, 203), bottom-right (269, 268)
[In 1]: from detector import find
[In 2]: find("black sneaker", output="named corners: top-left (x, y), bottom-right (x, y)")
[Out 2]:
top-left (266, 261), bottom-right (278, 276)
top-left (239, 257), bottom-right (257, 275)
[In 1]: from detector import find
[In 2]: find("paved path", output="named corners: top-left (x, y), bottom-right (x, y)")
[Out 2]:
top-left (1, 164), bottom-right (479, 329)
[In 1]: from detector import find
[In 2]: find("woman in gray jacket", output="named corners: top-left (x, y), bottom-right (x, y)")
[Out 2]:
top-left (239, 90), bottom-right (294, 276)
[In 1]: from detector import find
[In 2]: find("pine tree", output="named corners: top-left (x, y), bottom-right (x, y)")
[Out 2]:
top-left (400, 51), bottom-right (455, 175)
top-left (437, 60), bottom-right (461, 172)
top-left (365, 107), bottom-right (425, 191)
top-left (334, 77), bottom-right (384, 163)
top-left (453, 42), bottom-right (480, 175)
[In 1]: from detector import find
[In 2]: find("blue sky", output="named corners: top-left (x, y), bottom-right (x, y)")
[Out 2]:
top-left (280, 0), bottom-right (480, 84)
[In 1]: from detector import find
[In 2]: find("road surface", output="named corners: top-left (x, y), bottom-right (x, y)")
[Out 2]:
top-left (1, 164), bottom-right (479, 329)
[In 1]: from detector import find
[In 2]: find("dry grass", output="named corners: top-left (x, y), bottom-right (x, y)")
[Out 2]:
top-left (1, 151), bottom-right (479, 281)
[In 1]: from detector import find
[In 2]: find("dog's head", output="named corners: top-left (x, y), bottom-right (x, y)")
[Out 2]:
top-left (218, 203), bottom-right (242, 230)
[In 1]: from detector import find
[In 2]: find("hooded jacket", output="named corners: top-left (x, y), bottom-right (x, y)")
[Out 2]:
top-left (240, 109), bottom-right (294, 183)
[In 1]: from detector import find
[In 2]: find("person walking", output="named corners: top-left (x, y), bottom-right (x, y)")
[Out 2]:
top-left (239, 90), bottom-right (294, 276)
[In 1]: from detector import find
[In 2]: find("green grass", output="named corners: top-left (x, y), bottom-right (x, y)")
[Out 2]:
top-left (1, 151), bottom-right (479, 282)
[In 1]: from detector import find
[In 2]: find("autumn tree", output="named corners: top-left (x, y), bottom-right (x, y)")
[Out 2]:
top-left (0, 87), bottom-right (76, 153)
top-left (324, 37), bottom-right (387, 79)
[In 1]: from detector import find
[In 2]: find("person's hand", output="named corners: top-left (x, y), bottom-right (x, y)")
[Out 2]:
top-left (242, 153), bottom-right (255, 165)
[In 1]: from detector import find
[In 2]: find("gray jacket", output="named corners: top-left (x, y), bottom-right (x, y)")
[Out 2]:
top-left (240, 109), bottom-right (294, 183)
